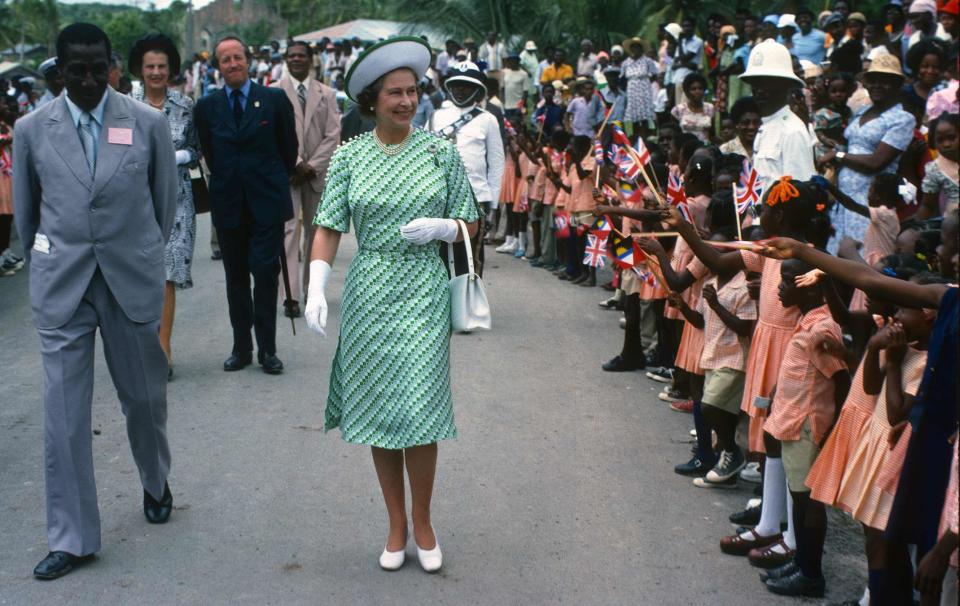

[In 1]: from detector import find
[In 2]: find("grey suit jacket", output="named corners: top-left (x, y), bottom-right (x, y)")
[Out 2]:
top-left (272, 76), bottom-right (340, 194)
top-left (13, 88), bottom-right (178, 330)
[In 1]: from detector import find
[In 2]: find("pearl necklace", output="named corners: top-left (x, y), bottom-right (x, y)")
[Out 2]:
top-left (373, 127), bottom-right (414, 156)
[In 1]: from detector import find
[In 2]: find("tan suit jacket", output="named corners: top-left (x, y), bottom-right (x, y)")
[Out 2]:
top-left (272, 75), bottom-right (340, 194)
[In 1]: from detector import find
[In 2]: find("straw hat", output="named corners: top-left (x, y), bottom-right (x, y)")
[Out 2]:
top-left (344, 36), bottom-right (432, 101)
top-left (860, 53), bottom-right (905, 80)
top-left (740, 39), bottom-right (805, 85)
top-left (623, 37), bottom-right (645, 52)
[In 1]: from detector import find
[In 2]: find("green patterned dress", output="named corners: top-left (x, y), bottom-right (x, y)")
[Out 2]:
top-left (314, 129), bottom-right (479, 449)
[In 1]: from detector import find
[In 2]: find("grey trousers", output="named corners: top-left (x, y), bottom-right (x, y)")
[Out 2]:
top-left (639, 299), bottom-right (658, 356)
top-left (37, 269), bottom-right (170, 556)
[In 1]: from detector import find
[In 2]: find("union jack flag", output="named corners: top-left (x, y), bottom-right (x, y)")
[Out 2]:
top-left (632, 266), bottom-right (657, 285)
top-left (667, 172), bottom-right (692, 223)
top-left (736, 160), bottom-right (763, 214)
top-left (593, 139), bottom-right (605, 164)
top-left (504, 119), bottom-right (517, 137)
top-left (602, 183), bottom-right (619, 200)
top-left (633, 137), bottom-right (651, 166)
top-left (610, 144), bottom-right (639, 183)
top-left (583, 234), bottom-right (607, 268)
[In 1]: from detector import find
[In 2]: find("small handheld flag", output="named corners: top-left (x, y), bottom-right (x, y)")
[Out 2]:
top-left (593, 140), bottom-right (605, 165)
top-left (611, 123), bottom-right (630, 147)
top-left (554, 210), bottom-right (571, 238)
top-left (589, 214), bottom-right (613, 238)
top-left (583, 234), bottom-right (607, 268)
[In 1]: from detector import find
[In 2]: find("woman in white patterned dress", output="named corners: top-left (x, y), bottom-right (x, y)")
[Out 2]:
top-left (130, 34), bottom-right (199, 379)
top-left (622, 37), bottom-right (659, 137)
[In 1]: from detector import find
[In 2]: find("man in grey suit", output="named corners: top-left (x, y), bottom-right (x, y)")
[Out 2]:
top-left (13, 23), bottom-right (179, 580)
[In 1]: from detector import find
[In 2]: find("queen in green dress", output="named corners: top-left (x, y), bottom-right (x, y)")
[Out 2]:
top-left (303, 37), bottom-right (480, 574)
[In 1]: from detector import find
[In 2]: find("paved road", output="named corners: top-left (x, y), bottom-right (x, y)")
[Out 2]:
top-left (0, 216), bottom-right (866, 605)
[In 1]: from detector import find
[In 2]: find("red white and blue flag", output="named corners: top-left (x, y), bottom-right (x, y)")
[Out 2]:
top-left (611, 123), bottom-right (630, 147)
top-left (735, 160), bottom-right (763, 214)
top-left (554, 210), bottom-right (571, 238)
top-left (633, 137), bottom-right (651, 166)
top-left (593, 139), bottom-right (605, 164)
top-left (610, 144), bottom-right (639, 183)
top-left (667, 172), bottom-right (692, 223)
top-left (583, 234), bottom-right (607, 268)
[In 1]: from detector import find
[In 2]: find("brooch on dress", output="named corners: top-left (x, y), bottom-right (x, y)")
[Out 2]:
top-left (427, 143), bottom-right (440, 167)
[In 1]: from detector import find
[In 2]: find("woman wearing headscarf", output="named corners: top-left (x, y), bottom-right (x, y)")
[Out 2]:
top-left (303, 37), bottom-right (480, 573)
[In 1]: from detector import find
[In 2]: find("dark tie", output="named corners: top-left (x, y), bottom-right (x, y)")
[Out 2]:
top-left (232, 89), bottom-right (244, 126)
top-left (297, 83), bottom-right (307, 112)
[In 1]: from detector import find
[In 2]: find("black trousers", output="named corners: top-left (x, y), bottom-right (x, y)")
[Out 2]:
top-left (217, 216), bottom-right (284, 356)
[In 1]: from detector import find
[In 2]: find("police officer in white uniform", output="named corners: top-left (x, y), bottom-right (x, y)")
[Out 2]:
top-left (430, 61), bottom-right (504, 276)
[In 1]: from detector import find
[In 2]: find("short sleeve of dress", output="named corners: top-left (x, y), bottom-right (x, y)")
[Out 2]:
top-left (314, 147), bottom-right (351, 232)
top-left (879, 109), bottom-right (916, 152)
top-left (444, 145), bottom-right (480, 222)
top-left (734, 285), bottom-right (759, 320)
top-left (921, 160), bottom-right (941, 194)
top-left (809, 322), bottom-right (847, 378)
top-left (740, 249), bottom-right (764, 273)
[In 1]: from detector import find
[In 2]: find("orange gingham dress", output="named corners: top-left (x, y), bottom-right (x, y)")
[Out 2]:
top-left (849, 206), bottom-right (900, 311)
top-left (807, 359), bottom-right (879, 506)
top-left (740, 252), bottom-right (801, 453)
top-left (835, 347), bottom-right (927, 530)
top-left (674, 257), bottom-right (710, 375)
top-left (500, 149), bottom-right (518, 206)
top-left (663, 194), bottom-right (710, 321)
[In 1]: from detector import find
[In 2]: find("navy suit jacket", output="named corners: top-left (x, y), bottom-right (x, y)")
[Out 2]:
top-left (195, 81), bottom-right (298, 230)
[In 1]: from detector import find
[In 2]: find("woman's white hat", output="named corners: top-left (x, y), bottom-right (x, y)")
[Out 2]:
top-left (345, 36), bottom-right (432, 102)
top-left (664, 23), bottom-right (682, 40)
top-left (740, 39), bottom-right (804, 86)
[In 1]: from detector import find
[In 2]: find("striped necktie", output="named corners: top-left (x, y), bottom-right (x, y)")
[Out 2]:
top-left (297, 83), bottom-right (307, 112)
top-left (78, 112), bottom-right (96, 174)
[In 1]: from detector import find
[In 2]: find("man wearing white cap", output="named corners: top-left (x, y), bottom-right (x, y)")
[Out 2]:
top-left (519, 40), bottom-right (539, 95)
top-left (431, 61), bottom-right (504, 276)
top-left (36, 57), bottom-right (64, 108)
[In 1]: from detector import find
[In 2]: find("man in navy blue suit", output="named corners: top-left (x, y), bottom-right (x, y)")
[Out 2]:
top-left (195, 36), bottom-right (298, 374)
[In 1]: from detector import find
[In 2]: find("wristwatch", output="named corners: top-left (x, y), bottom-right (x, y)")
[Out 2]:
top-left (836, 151), bottom-right (846, 163)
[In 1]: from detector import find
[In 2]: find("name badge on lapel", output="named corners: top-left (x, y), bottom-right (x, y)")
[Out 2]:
top-left (108, 128), bottom-right (133, 145)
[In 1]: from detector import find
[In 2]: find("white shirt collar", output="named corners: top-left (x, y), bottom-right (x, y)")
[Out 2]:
top-left (65, 88), bottom-right (108, 127)
top-left (290, 73), bottom-right (311, 89)
top-left (761, 104), bottom-right (792, 125)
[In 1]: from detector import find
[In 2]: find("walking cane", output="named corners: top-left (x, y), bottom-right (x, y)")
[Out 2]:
top-left (280, 251), bottom-right (296, 336)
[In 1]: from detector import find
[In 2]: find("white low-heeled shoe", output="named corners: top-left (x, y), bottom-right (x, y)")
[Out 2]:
top-left (415, 532), bottom-right (442, 573)
top-left (379, 546), bottom-right (406, 571)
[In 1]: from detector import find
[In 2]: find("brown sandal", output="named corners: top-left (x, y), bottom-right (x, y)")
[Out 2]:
top-left (720, 529), bottom-right (782, 556)
top-left (748, 539), bottom-right (796, 569)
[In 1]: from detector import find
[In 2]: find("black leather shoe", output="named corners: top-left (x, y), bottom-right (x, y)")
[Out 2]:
top-left (602, 355), bottom-right (642, 372)
top-left (224, 352), bottom-right (252, 371)
top-left (730, 503), bottom-right (762, 525)
top-left (765, 569), bottom-right (825, 597)
top-left (144, 482), bottom-right (173, 524)
top-left (284, 301), bottom-right (301, 318)
top-left (34, 551), bottom-right (94, 580)
top-left (258, 352), bottom-right (284, 375)
top-left (759, 560), bottom-right (799, 583)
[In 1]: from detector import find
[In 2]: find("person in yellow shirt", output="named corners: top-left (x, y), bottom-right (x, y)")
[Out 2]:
top-left (540, 49), bottom-right (574, 86)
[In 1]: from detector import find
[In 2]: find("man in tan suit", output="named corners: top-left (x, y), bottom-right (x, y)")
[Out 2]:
top-left (272, 40), bottom-right (340, 316)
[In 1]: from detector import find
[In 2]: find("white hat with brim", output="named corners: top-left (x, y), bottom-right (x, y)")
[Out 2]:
top-left (740, 39), bottom-right (804, 86)
top-left (345, 36), bottom-right (432, 102)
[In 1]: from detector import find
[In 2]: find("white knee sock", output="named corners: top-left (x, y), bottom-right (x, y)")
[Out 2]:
top-left (748, 457), bottom-right (786, 538)
top-left (783, 485), bottom-right (796, 549)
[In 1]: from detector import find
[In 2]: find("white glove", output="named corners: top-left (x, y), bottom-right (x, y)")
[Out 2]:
top-left (305, 260), bottom-right (331, 336)
top-left (399, 218), bottom-right (460, 245)
top-left (175, 150), bottom-right (192, 165)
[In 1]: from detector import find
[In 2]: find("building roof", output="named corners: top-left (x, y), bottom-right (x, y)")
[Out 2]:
top-left (295, 19), bottom-right (447, 50)
top-left (0, 62), bottom-right (43, 80)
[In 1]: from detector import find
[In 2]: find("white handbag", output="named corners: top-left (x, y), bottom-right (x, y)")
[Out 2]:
top-left (448, 219), bottom-right (492, 332)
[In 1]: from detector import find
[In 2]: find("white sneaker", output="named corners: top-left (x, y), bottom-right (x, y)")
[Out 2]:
top-left (416, 534), bottom-right (442, 573)
top-left (379, 546), bottom-right (406, 570)
top-left (495, 237), bottom-right (516, 254)
top-left (739, 461), bottom-right (762, 484)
